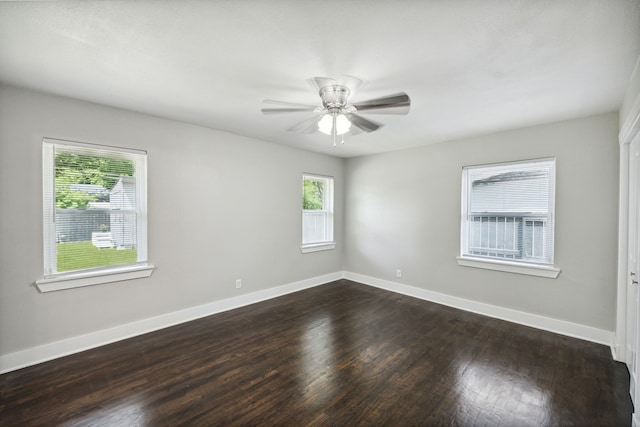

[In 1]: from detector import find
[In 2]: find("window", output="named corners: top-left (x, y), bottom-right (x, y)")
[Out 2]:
top-left (37, 138), bottom-right (153, 292)
top-left (301, 174), bottom-right (335, 253)
top-left (458, 158), bottom-right (559, 278)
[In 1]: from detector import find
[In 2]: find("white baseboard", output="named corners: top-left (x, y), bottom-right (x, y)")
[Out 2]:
top-left (345, 271), bottom-right (614, 348)
top-left (610, 344), bottom-right (623, 362)
top-left (0, 271), bottom-right (343, 374)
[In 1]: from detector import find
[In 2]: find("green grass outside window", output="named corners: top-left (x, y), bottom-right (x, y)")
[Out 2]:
top-left (57, 241), bottom-right (137, 272)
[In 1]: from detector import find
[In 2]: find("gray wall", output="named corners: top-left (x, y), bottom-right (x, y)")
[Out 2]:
top-left (0, 83), bottom-right (621, 359)
top-left (344, 113), bottom-right (619, 330)
top-left (0, 84), bottom-right (344, 356)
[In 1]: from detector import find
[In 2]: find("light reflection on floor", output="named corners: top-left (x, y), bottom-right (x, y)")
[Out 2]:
top-left (64, 397), bottom-right (148, 427)
top-left (455, 359), bottom-right (552, 426)
top-left (299, 311), bottom-right (337, 409)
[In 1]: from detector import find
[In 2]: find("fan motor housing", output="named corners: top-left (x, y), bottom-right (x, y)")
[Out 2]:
top-left (319, 85), bottom-right (350, 112)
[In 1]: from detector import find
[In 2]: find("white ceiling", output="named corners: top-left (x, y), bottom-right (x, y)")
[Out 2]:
top-left (1, 1), bottom-right (639, 158)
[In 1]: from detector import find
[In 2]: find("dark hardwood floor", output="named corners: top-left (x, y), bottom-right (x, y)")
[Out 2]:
top-left (0, 280), bottom-right (632, 426)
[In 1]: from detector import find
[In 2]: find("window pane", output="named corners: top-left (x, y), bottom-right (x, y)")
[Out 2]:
top-left (303, 178), bottom-right (325, 210)
top-left (54, 151), bottom-right (137, 272)
top-left (302, 212), bottom-right (327, 243)
top-left (462, 159), bottom-right (555, 265)
top-left (469, 165), bottom-right (551, 214)
top-left (302, 174), bottom-right (334, 246)
top-left (44, 139), bottom-right (146, 276)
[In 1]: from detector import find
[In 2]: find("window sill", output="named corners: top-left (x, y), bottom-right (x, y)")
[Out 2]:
top-left (456, 256), bottom-right (560, 279)
top-left (35, 263), bottom-right (155, 292)
top-left (301, 242), bottom-right (336, 253)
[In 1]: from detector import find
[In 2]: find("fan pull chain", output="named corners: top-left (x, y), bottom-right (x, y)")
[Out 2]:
top-left (332, 115), bottom-right (337, 147)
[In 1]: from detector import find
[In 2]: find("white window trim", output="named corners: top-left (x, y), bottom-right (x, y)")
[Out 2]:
top-left (456, 255), bottom-right (560, 278)
top-left (459, 158), bottom-right (559, 278)
top-left (35, 263), bottom-right (155, 292)
top-left (301, 173), bottom-right (335, 253)
top-left (300, 242), bottom-right (336, 253)
top-left (38, 138), bottom-right (154, 292)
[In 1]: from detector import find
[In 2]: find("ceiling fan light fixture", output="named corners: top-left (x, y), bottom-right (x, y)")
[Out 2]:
top-left (318, 113), bottom-right (351, 135)
top-left (318, 114), bottom-right (333, 135)
top-left (335, 114), bottom-right (351, 135)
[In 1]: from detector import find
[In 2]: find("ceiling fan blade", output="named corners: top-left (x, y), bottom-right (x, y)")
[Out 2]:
top-left (351, 93), bottom-right (411, 114)
top-left (262, 107), bottom-right (317, 114)
top-left (310, 76), bottom-right (337, 91)
top-left (336, 75), bottom-right (363, 94)
top-left (345, 113), bottom-right (383, 133)
top-left (287, 114), bottom-right (325, 133)
top-left (346, 124), bottom-right (366, 136)
top-left (263, 99), bottom-right (318, 109)
top-left (262, 99), bottom-right (318, 114)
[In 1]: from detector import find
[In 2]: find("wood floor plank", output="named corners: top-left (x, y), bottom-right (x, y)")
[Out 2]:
top-left (0, 279), bottom-right (632, 426)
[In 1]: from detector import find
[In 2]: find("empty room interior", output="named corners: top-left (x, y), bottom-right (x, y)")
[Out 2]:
top-left (2, 1), bottom-right (640, 425)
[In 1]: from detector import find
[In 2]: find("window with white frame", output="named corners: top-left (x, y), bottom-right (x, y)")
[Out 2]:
top-left (302, 174), bottom-right (334, 252)
top-left (460, 158), bottom-right (556, 271)
top-left (39, 138), bottom-right (152, 291)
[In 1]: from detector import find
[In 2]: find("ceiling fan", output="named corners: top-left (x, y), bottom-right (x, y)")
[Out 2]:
top-left (261, 76), bottom-right (410, 146)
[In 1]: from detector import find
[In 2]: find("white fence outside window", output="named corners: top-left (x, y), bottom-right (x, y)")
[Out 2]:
top-left (468, 215), bottom-right (548, 261)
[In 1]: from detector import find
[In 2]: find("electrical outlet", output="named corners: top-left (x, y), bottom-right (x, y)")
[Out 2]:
top-left (235, 279), bottom-right (242, 289)
top-left (396, 269), bottom-right (402, 278)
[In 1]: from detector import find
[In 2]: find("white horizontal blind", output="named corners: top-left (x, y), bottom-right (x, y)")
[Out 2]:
top-left (462, 159), bottom-right (555, 265)
top-left (43, 139), bottom-right (147, 276)
top-left (302, 174), bottom-right (334, 245)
